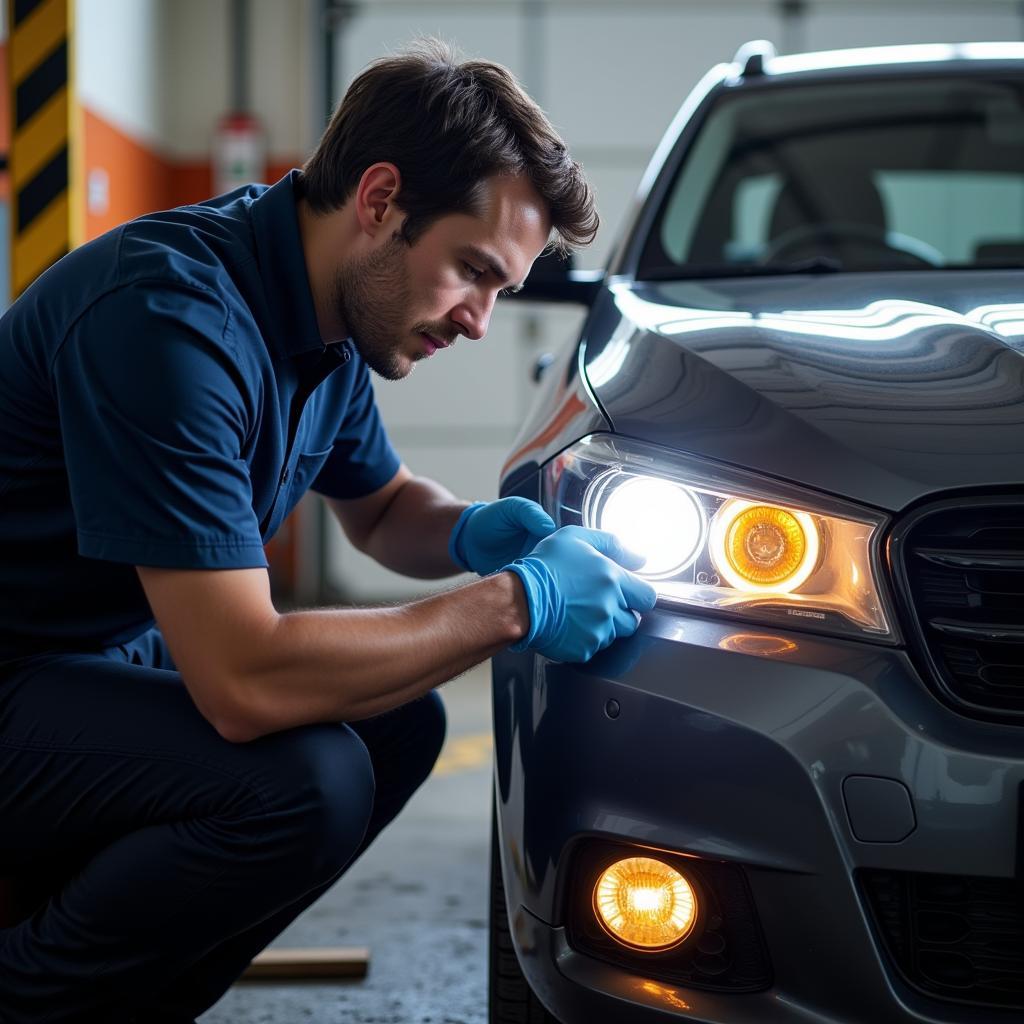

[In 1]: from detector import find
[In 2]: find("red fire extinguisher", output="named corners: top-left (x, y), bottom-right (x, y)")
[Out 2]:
top-left (213, 112), bottom-right (267, 194)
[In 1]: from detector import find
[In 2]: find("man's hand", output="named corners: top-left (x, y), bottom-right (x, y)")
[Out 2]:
top-left (449, 497), bottom-right (557, 575)
top-left (503, 526), bottom-right (658, 662)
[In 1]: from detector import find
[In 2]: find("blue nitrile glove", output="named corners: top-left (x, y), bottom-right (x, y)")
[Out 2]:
top-left (504, 526), bottom-right (658, 663)
top-left (449, 497), bottom-right (557, 576)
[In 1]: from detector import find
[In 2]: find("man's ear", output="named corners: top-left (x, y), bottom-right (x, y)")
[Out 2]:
top-left (353, 162), bottom-right (403, 238)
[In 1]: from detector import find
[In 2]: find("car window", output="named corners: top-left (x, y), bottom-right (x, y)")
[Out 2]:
top-left (878, 171), bottom-right (1024, 264)
top-left (643, 76), bottom-right (1024, 275)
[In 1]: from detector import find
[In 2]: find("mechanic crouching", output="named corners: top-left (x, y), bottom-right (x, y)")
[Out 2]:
top-left (0, 41), bottom-right (656, 1024)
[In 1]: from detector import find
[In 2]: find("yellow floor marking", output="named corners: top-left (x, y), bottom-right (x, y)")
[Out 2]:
top-left (434, 731), bottom-right (493, 776)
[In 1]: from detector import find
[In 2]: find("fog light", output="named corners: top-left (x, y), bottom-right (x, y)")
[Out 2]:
top-left (593, 857), bottom-right (698, 951)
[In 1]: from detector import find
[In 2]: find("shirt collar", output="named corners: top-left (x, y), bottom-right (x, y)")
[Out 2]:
top-left (250, 169), bottom-right (328, 359)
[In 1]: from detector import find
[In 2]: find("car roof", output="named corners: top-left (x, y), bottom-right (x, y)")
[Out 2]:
top-left (738, 41), bottom-right (1024, 81)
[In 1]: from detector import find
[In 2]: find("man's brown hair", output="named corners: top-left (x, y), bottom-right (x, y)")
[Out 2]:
top-left (299, 39), bottom-right (598, 256)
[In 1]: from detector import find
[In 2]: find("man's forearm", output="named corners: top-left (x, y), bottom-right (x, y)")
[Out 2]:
top-left (354, 475), bottom-right (471, 578)
top-left (223, 570), bottom-right (527, 740)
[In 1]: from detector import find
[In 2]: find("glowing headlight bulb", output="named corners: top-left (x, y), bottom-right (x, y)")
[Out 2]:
top-left (598, 476), bottom-right (704, 578)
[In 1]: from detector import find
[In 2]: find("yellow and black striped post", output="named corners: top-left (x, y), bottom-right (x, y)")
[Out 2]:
top-left (7, 0), bottom-right (75, 299)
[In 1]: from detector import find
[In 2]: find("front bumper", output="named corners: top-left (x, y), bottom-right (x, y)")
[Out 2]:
top-left (492, 607), bottom-right (1024, 1024)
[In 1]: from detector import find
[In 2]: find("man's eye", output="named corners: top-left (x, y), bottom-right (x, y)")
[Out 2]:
top-left (463, 262), bottom-right (484, 280)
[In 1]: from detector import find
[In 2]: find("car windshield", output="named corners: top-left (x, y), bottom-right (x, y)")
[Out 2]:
top-left (640, 74), bottom-right (1024, 277)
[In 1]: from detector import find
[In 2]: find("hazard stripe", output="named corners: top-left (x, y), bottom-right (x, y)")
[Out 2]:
top-left (10, 88), bottom-right (66, 190)
top-left (11, 0), bottom-right (64, 86)
top-left (17, 143), bottom-right (66, 230)
top-left (13, 0), bottom-right (48, 23)
top-left (8, 0), bottom-right (71, 297)
top-left (15, 38), bottom-right (66, 124)
top-left (13, 190), bottom-right (66, 293)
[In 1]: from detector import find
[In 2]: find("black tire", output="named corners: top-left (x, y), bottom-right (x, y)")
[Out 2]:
top-left (488, 800), bottom-right (562, 1024)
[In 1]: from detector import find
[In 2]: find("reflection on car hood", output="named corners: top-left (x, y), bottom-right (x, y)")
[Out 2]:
top-left (584, 271), bottom-right (1024, 512)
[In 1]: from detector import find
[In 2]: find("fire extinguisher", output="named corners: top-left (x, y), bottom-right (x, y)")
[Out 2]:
top-left (213, 112), bottom-right (267, 195)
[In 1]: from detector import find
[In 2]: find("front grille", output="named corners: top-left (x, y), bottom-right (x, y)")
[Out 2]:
top-left (895, 499), bottom-right (1024, 720)
top-left (862, 869), bottom-right (1024, 1010)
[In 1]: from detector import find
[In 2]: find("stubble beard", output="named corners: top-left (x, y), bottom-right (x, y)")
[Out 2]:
top-left (332, 236), bottom-right (438, 381)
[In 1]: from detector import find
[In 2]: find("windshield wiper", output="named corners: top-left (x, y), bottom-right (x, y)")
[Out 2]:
top-left (640, 257), bottom-right (845, 280)
top-left (769, 256), bottom-right (845, 274)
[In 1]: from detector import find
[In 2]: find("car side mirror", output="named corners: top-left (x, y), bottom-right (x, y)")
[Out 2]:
top-left (507, 249), bottom-right (604, 305)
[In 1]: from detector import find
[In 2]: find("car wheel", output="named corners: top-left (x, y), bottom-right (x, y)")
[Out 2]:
top-left (488, 801), bottom-right (562, 1024)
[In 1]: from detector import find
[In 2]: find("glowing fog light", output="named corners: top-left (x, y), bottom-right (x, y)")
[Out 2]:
top-left (710, 500), bottom-right (819, 593)
top-left (591, 474), bottom-right (704, 578)
top-left (593, 857), bottom-right (698, 950)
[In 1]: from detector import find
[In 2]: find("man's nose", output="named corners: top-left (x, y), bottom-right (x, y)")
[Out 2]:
top-left (453, 291), bottom-right (496, 341)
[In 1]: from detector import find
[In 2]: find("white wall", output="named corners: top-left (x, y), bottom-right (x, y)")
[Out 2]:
top-left (76, 0), bottom-right (317, 163)
top-left (160, 0), bottom-right (230, 158)
top-left (162, 0), bottom-right (319, 162)
top-left (76, 0), bottom-right (168, 147)
top-left (802, 0), bottom-right (1024, 53)
top-left (249, 0), bottom-right (320, 159)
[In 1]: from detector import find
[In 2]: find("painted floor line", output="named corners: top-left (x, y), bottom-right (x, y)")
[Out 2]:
top-left (434, 731), bottom-right (493, 776)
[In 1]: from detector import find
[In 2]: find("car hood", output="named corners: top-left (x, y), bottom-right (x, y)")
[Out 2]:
top-left (583, 271), bottom-right (1024, 512)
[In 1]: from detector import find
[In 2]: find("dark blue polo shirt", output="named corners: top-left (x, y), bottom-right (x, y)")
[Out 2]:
top-left (0, 171), bottom-right (401, 663)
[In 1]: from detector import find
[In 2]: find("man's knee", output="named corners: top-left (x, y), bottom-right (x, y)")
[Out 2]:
top-left (406, 690), bottom-right (447, 789)
top-left (256, 724), bottom-right (375, 884)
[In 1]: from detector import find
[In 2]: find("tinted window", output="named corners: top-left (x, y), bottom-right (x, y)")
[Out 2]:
top-left (643, 76), bottom-right (1024, 274)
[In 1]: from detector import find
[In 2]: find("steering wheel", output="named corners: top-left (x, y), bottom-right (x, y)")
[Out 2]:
top-left (761, 222), bottom-right (939, 268)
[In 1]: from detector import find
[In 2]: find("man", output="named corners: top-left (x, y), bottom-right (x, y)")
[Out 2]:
top-left (0, 42), bottom-right (656, 1022)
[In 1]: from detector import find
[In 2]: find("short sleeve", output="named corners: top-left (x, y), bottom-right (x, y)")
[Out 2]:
top-left (310, 356), bottom-right (402, 500)
top-left (53, 283), bottom-right (269, 569)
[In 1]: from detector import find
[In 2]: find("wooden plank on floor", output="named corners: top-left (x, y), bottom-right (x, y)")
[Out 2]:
top-left (241, 947), bottom-right (370, 981)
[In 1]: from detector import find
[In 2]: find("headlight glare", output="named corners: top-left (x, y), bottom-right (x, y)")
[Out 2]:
top-left (586, 472), bottom-right (705, 578)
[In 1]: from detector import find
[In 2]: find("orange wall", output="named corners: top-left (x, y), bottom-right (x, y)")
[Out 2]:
top-left (169, 157), bottom-right (300, 209)
top-left (82, 107), bottom-right (174, 239)
top-left (82, 106), bottom-right (301, 241)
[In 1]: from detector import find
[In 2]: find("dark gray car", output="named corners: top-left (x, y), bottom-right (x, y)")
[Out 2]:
top-left (489, 41), bottom-right (1024, 1024)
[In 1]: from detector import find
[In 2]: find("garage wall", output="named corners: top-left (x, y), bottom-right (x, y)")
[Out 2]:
top-left (74, 0), bottom-right (316, 241)
top-left (801, 1), bottom-right (1024, 53)
top-left (161, 0), bottom-right (319, 169)
top-left (322, 0), bottom-right (1024, 602)
top-left (76, 0), bottom-right (171, 238)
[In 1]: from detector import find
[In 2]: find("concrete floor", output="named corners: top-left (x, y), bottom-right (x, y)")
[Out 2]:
top-left (198, 662), bottom-right (494, 1024)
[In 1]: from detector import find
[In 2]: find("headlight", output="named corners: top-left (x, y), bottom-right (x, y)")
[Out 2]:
top-left (543, 434), bottom-right (895, 640)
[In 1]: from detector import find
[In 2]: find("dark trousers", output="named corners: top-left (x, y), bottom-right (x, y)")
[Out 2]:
top-left (0, 628), bottom-right (447, 1023)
